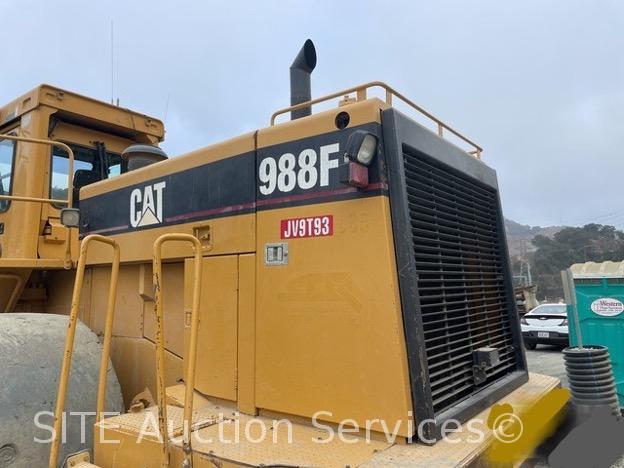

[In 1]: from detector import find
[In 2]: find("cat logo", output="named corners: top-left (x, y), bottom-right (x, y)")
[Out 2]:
top-left (130, 181), bottom-right (166, 228)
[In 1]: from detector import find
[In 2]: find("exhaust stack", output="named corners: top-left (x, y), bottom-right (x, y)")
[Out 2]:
top-left (290, 39), bottom-right (317, 120)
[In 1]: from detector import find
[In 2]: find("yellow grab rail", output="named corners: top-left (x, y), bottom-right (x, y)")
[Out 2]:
top-left (48, 235), bottom-right (120, 468)
top-left (153, 233), bottom-right (203, 468)
top-left (270, 81), bottom-right (484, 159)
top-left (0, 134), bottom-right (76, 268)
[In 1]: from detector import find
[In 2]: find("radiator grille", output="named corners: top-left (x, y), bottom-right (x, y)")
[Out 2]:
top-left (403, 148), bottom-right (518, 415)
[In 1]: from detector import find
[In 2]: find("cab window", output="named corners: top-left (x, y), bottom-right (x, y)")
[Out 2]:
top-left (108, 156), bottom-right (122, 177)
top-left (0, 138), bottom-right (16, 212)
top-left (50, 144), bottom-right (122, 208)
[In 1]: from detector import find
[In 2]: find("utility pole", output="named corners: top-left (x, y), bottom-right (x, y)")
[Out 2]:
top-left (519, 239), bottom-right (532, 286)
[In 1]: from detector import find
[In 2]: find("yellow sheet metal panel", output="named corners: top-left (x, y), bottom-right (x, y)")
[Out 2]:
top-left (44, 268), bottom-right (92, 324)
top-left (37, 221), bottom-right (79, 262)
top-left (0, 87), bottom-right (39, 125)
top-left (0, 109), bottom-right (49, 261)
top-left (98, 395), bottom-right (390, 467)
top-left (165, 383), bottom-right (211, 408)
top-left (88, 265), bottom-right (144, 339)
top-left (0, 258), bottom-right (65, 268)
top-left (258, 98), bottom-right (384, 149)
top-left (37, 84), bottom-right (165, 141)
top-left (1, 85), bottom-right (164, 154)
top-left (109, 336), bottom-right (183, 408)
top-left (94, 422), bottom-right (185, 467)
top-left (184, 255), bottom-right (238, 402)
top-left (255, 196), bottom-right (414, 437)
top-left (361, 373), bottom-right (563, 467)
top-left (94, 375), bottom-right (562, 468)
top-left (81, 131), bottom-right (255, 199)
top-left (94, 403), bottom-right (224, 466)
top-left (191, 411), bottom-right (391, 467)
top-left (49, 121), bottom-right (136, 155)
top-left (237, 253), bottom-right (257, 415)
top-left (84, 213), bottom-right (256, 265)
top-left (98, 404), bottom-right (223, 438)
top-left (143, 262), bottom-right (186, 357)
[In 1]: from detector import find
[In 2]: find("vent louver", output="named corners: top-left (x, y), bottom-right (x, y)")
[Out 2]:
top-left (403, 149), bottom-right (518, 415)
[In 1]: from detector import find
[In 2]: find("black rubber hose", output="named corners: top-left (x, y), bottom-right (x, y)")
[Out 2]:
top-left (563, 345), bottom-right (620, 414)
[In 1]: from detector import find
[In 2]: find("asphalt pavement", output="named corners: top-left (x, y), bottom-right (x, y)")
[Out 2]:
top-left (525, 344), bottom-right (568, 388)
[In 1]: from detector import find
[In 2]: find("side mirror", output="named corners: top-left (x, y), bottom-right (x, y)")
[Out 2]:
top-left (60, 208), bottom-right (80, 228)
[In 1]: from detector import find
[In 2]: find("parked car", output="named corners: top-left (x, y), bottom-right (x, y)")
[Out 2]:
top-left (520, 303), bottom-right (569, 350)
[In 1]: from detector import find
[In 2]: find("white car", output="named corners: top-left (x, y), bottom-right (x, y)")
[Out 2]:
top-left (520, 303), bottom-right (569, 350)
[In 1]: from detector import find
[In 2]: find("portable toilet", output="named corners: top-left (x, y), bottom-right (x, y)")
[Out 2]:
top-left (563, 261), bottom-right (624, 407)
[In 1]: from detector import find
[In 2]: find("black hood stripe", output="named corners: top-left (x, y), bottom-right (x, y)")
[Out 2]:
top-left (79, 123), bottom-right (385, 237)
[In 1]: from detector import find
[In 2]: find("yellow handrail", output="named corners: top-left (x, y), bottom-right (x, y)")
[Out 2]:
top-left (0, 134), bottom-right (76, 268)
top-left (48, 235), bottom-right (120, 468)
top-left (270, 81), bottom-right (483, 159)
top-left (153, 233), bottom-right (203, 468)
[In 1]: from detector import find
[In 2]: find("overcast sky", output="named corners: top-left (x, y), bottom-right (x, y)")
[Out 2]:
top-left (2, 0), bottom-right (623, 228)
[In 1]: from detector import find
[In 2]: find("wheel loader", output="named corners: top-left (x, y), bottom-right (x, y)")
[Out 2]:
top-left (0, 40), bottom-right (567, 467)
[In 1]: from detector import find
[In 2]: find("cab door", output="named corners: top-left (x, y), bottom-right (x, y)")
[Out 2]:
top-left (38, 122), bottom-right (128, 261)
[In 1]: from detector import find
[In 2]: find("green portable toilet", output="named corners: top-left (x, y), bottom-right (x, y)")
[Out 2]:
top-left (563, 261), bottom-right (624, 407)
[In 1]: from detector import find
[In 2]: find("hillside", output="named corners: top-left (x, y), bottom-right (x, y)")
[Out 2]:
top-left (504, 219), bottom-right (564, 257)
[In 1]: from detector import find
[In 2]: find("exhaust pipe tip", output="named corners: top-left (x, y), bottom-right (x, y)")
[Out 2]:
top-left (290, 39), bottom-right (317, 73)
top-left (290, 39), bottom-right (317, 120)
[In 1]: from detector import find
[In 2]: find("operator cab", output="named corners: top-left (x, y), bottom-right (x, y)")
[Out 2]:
top-left (49, 139), bottom-right (125, 209)
top-left (0, 84), bottom-right (165, 312)
top-left (0, 85), bottom-right (164, 210)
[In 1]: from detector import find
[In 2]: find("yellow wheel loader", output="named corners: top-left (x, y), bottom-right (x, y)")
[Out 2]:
top-left (0, 40), bottom-right (566, 467)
